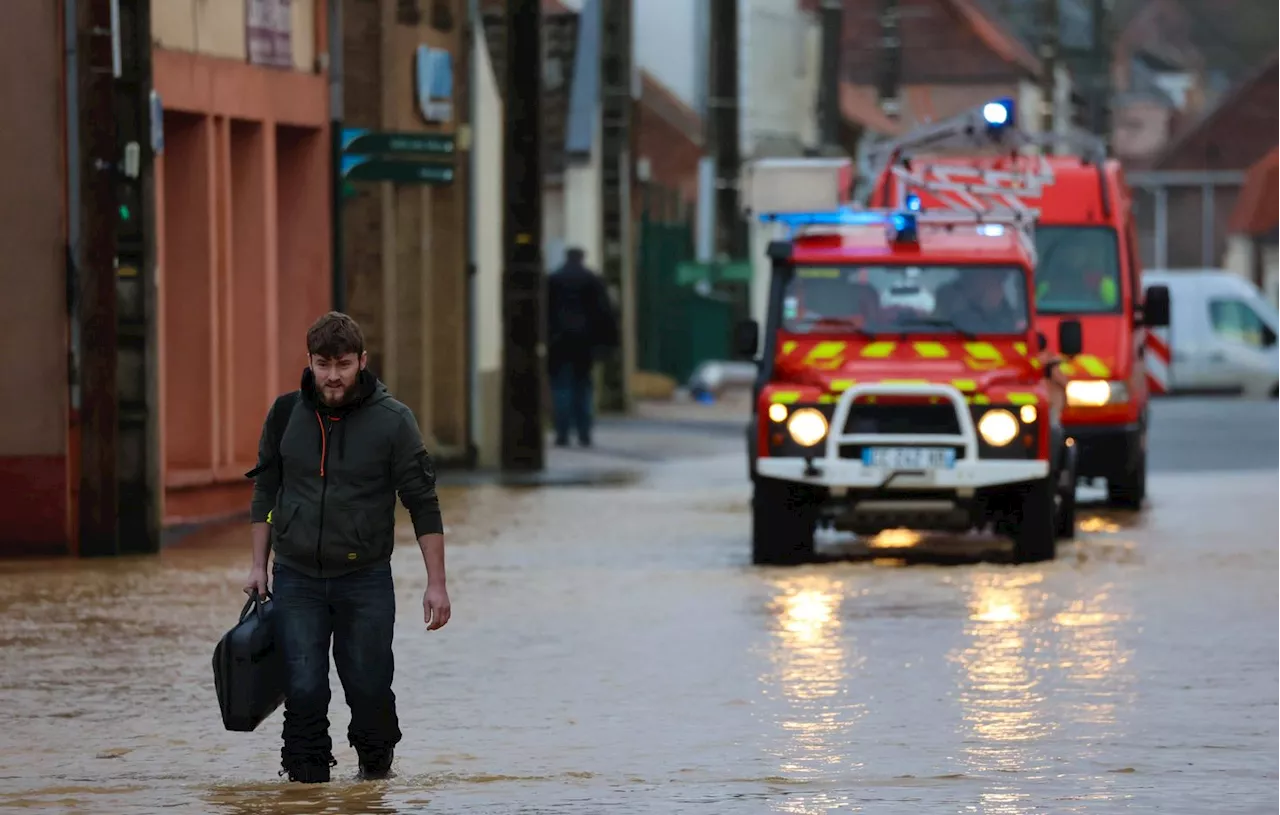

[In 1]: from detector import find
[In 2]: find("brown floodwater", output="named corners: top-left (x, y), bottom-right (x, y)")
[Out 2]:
top-left (0, 450), bottom-right (1275, 814)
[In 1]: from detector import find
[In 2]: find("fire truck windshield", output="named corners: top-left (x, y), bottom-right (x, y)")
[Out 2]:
top-left (783, 264), bottom-right (1030, 336)
top-left (1034, 225), bottom-right (1123, 315)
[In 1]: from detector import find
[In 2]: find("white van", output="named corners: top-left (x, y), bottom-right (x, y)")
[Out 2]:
top-left (1143, 269), bottom-right (1279, 398)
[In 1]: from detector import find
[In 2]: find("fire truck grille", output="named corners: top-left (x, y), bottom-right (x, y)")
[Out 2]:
top-left (840, 403), bottom-right (963, 436)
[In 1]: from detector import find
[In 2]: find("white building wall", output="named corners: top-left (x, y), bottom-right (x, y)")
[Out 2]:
top-left (740, 0), bottom-right (821, 158)
top-left (563, 111), bottom-right (603, 269)
top-left (472, 25), bottom-right (505, 468)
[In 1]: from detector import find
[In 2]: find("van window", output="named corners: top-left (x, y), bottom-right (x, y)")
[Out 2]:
top-left (1209, 299), bottom-right (1278, 348)
top-left (1033, 226), bottom-right (1122, 315)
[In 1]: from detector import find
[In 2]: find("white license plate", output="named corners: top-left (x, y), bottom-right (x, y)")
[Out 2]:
top-left (862, 447), bottom-right (956, 470)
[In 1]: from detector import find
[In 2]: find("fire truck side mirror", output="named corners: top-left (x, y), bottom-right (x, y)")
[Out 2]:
top-left (1036, 331), bottom-right (1048, 352)
top-left (1058, 319), bottom-right (1084, 357)
top-left (1143, 285), bottom-right (1171, 328)
top-left (733, 319), bottom-right (760, 359)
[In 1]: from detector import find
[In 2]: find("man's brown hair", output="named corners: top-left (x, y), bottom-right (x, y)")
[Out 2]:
top-left (307, 312), bottom-right (365, 359)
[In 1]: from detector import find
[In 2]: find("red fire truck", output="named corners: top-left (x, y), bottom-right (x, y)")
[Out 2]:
top-left (736, 156), bottom-right (1080, 565)
top-left (865, 98), bottom-right (1170, 508)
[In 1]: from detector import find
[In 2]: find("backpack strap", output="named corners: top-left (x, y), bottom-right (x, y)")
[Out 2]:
top-left (244, 391), bottom-right (300, 479)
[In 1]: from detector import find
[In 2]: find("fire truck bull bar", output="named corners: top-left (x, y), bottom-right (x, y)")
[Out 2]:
top-left (755, 382), bottom-right (1048, 489)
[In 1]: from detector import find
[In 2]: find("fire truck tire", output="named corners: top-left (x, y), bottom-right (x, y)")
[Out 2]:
top-left (751, 477), bottom-right (819, 566)
top-left (1106, 439), bottom-right (1147, 510)
top-left (1055, 482), bottom-right (1077, 540)
top-left (1013, 476), bottom-right (1057, 563)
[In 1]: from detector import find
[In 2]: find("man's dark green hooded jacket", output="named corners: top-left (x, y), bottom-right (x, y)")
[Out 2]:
top-left (249, 368), bottom-right (443, 578)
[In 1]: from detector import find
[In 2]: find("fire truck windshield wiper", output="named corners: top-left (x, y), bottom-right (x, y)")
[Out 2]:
top-left (904, 317), bottom-right (979, 340)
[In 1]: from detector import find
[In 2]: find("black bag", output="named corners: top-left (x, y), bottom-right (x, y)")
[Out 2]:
top-left (212, 590), bottom-right (287, 732)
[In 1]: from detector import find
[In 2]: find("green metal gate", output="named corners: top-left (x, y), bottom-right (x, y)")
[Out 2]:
top-left (636, 188), bottom-right (741, 384)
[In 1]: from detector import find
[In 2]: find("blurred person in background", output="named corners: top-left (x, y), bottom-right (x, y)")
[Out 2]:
top-left (546, 248), bottom-right (619, 447)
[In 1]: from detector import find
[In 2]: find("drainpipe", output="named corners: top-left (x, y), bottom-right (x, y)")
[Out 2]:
top-left (65, 0), bottom-right (81, 416)
top-left (329, 0), bottom-right (345, 312)
top-left (466, 0), bottom-right (481, 466)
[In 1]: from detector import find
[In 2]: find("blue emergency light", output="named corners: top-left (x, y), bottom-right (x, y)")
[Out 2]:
top-left (758, 208), bottom-right (888, 230)
top-left (889, 212), bottom-right (918, 244)
top-left (758, 206), bottom-right (921, 242)
top-left (905, 193), bottom-right (922, 212)
top-left (982, 97), bottom-right (1015, 134)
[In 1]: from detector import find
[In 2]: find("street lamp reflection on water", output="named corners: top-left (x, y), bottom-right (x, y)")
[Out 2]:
top-left (763, 577), bottom-right (864, 783)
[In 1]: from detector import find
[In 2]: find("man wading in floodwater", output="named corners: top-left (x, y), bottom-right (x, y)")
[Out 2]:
top-left (243, 312), bottom-right (451, 783)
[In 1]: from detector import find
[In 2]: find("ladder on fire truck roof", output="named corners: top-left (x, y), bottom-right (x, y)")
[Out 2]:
top-left (853, 99), bottom-right (1112, 262)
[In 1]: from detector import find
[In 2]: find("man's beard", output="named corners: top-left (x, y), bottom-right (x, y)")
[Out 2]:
top-left (321, 382), bottom-right (352, 405)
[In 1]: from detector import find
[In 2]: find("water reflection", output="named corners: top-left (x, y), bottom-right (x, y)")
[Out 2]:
top-left (1050, 590), bottom-right (1133, 736)
top-left (952, 571), bottom-right (1051, 814)
top-left (760, 575), bottom-right (864, 782)
top-left (204, 781), bottom-right (401, 815)
top-left (951, 569), bottom-right (1135, 813)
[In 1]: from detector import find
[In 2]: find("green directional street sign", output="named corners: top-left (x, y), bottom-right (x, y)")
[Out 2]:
top-left (341, 156), bottom-right (456, 185)
top-left (341, 128), bottom-right (455, 157)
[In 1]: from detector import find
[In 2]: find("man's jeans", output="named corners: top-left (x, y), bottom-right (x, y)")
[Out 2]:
top-left (271, 561), bottom-right (402, 768)
top-left (551, 363), bottom-right (593, 444)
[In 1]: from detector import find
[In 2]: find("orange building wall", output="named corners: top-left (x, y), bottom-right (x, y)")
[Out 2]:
top-left (0, 0), bottom-right (71, 555)
top-left (153, 48), bottom-right (330, 527)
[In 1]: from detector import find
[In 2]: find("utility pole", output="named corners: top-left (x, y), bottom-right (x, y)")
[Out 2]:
top-left (1088, 0), bottom-right (1111, 149)
top-left (875, 0), bottom-right (902, 121)
top-left (708, 0), bottom-right (744, 258)
top-left (818, 0), bottom-right (844, 149)
top-left (500, 0), bottom-right (545, 471)
top-left (112, 0), bottom-right (159, 554)
top-left (598, 0), bottom-right (633, 413)
top-left (76, 0), bottom-right (120, 557)
top-left (1040, 0), bottom-right (1060, 134)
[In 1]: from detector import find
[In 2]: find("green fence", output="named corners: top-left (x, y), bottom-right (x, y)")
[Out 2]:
top-left (635, 188), bottom-right (749, 385)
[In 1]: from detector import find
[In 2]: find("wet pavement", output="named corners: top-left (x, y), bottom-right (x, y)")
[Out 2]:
top-left (0, 399), bottom-right (1276, 814)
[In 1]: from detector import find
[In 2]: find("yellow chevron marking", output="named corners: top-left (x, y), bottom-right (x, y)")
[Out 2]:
top-left (860, 341), bottom-right (897, 358)
top-left (964, 341), bottom-right (1003, 361)
top-left (968, 394), bottom-right (991, 405)
top-left (1006, 392), bottom-right (1038, 405)
top-left (1075, 354), bottom-right (1111, 378)
top-left (770, 391), bottom-right (801, 404)
top-left (951, 378), bottom-right (977, 392)
top-left (1013, 342), bottom-right (1028, 356)
top-left (805, 341), bottom-right (846, 361)
top-left (830, 379), bottom-right (855, 392)
top-left (818, 394), bottom-right (838, 404)
top-left (781, 340), bottom-right (798, 355)
top-left (913, 341), bottom-right (949, 358)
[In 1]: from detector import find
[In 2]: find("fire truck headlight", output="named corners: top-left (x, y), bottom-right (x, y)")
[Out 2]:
top-left (787, 408), bottom-right (829, 447)
top-left (1066, 380), bottom-right (1129, 407)
top-left (978, 409), bottom-right (1019, 447)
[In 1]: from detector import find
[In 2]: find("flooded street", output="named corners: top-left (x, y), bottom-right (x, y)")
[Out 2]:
top-left (0, 400), bottom-right (1276, 814)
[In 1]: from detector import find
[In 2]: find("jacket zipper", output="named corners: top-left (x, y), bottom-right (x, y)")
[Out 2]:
top-left (315, 411), bottom-right (331, 574)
